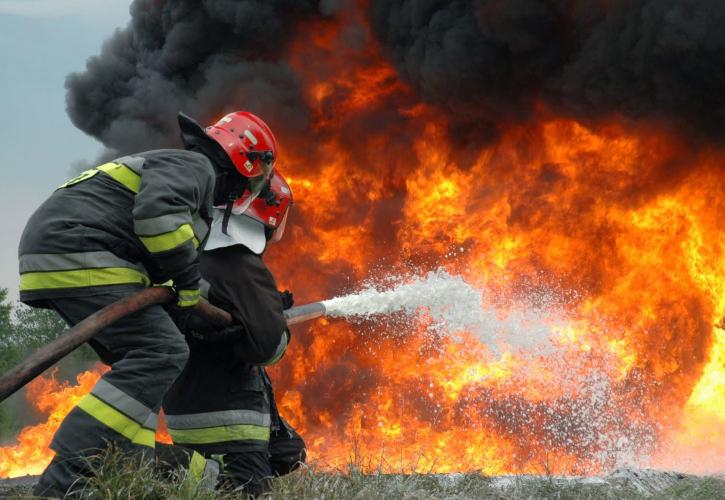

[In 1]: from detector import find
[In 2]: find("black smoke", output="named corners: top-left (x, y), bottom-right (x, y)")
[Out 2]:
top-left (66, 0), bottom-right (327, 155)
top-left (370, 0), bottom-right (725, 140)
top-left (67, 0), bottom-right (725, 155)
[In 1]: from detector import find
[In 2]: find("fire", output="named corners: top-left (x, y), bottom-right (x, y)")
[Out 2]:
top-left (2, 1), bottom-right (724, 480)
top-left (0, 366), bottom-right (106, 478)
top-left (0, 365), bottom-right (174, 478)
top-left (265, 2), bottom-right (725, 476)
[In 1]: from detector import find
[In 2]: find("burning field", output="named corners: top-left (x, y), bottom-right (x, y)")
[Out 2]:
top-left (2, 0), bottom-right (724, 481)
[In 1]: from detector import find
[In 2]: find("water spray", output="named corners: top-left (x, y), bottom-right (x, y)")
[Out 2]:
top-left (0, 271), bottom-right (483, 403)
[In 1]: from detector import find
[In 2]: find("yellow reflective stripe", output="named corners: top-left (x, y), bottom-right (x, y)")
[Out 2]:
top-left (177, 289), bottom-right (200, 308)
top-left (189, 451), bottom-right (207, 482)
top-left (139, 224), bottom-right (195, 253)
top-left (96, 163), bottom-right (142, 193)
top-left (19, 267), bottom-right (150, 291)
top-left (77, 394), bottom-right (155, 448)
top-left (169, 424), bottom-right (270, 445)
top-left (131, 428), bottom-right (156, 447)
top-left (57, 169), bottom-right (99, 189)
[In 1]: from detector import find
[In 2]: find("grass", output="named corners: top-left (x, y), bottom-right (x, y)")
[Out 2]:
top-left (269, 466), bottom-right (725, 500)
top-left (1, 452), bottom-right (723, 499)
top-left (75, 449), bottom-right (222, 500)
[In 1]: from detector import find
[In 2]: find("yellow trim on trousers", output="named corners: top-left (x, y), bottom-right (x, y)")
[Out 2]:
top-left (76, 394), bottom-right (155, 448)
top-left (169, 424), bottom-right (270, 445)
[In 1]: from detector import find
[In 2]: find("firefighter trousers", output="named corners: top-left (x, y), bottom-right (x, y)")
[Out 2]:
top-left (163, 345), bottom-right (306, 495)
top-left (218, 417), bottom-right (306, 495)
top-left (33, 287), bottom-right (189, 498)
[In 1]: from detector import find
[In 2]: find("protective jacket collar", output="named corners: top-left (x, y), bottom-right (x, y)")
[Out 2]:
top-left (204, 209), bottom-right (267, 255)
top-left (178, 112), bottom-right (235, 172)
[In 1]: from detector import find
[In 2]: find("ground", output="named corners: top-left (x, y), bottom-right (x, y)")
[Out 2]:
top-left (1, 466), bottom-right (723, 499)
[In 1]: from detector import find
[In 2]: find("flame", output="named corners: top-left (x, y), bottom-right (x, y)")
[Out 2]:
top-left (0, 365), bottom-right (174, 478)
top-left (0, 366), bottom-right (107, 478)
top-left (2, 1), bottom-right (724, 479)
top-left (266, 3), bottom-right (725, 476)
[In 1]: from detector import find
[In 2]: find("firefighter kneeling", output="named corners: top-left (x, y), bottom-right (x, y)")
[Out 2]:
top-left (162, 169), bottom-right (305, 495)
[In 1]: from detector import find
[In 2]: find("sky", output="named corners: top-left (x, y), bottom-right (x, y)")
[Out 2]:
top-left (0, 0), bottom-right (131, 301)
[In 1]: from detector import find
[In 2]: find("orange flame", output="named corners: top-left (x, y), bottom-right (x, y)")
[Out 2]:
top-left (0, 366), bottom-right (107, 478)
top-left (264, 3), bottom-right (725, 475)
top-left (0, 365), bottom-right (174, 478)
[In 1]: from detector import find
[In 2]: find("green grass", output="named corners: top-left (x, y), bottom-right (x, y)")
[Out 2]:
top-left (269, 466), bottom-right (725, 500)
top-left (2, 453), bottom-right (723, 499)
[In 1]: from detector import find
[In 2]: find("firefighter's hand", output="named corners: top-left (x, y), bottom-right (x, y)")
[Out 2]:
top-left (166, 304), bottom-right (196, 333)
top-left (279, 290), bottom-right (294, 310)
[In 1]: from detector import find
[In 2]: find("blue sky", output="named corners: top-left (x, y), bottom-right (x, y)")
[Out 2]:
top-left (0, 0), bottom-right (132, 301)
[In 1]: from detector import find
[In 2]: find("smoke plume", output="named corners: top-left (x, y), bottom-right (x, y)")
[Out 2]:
top-left (370, 0), bottom-right (725, 139)
top-left (66, 0), bottom-right (325, 155)
top-left (67, 0), bottom-right (725, 153)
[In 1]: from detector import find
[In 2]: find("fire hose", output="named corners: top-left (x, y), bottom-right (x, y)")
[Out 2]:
top-left (0, 287), bottom-right (327, 403)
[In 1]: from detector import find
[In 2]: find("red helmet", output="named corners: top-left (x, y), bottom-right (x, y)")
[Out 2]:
top-left (205, 111), bottom-right (278, 179)
top-left (234, 169), bottom-right (293, 242)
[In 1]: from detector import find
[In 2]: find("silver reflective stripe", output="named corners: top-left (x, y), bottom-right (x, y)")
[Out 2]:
top-left (264, 330), bottom-right (289, 365)
top-left (199, 278), bottom-right (211, 300)
top-left (115, 155), bottom-right (145, 174)
top-left (19, 251), bottom-right (147, 274)
top-left (192, 212), bottom-right (210, 243)
top-left (143, 413), bottom-right (159, 431)
top-left (203, 459), bottom-right (220, 485)
top-left (134, 211), bottom-right (191, 237)
top-left (165, 409), bottom-right (271, 429)
top-left (91, 379), bottom-right (153, 427)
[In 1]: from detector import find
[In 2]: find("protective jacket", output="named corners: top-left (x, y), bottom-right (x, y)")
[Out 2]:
top-left (163, 244), bottom-right (290, 455)
top-left (18, 150), bottom-right (215, 306)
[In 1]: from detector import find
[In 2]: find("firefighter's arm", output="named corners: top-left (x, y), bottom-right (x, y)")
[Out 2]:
top-left (132, 151), bottom-right (215, 307)
top-left (179, 319), bottom-right (290, 365)
top-left (198, 247), bottom-right (289, 363)
top-left (236, 327), bottom-right (290, 366)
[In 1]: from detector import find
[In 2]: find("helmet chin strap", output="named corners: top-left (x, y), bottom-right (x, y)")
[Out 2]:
top-left (221, 177), bottom-right (249, 236)
top-left (222, 195), bottom-right (235, 236)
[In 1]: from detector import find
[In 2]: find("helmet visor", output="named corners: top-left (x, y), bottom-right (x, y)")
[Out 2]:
top-left (231, 163), bottom-right (274, 215)
top-left (271, 207), bottom-right (289, 243)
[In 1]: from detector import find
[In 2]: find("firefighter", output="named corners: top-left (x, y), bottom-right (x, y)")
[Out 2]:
top-left (162, 169), bottom-right (306, 496)
top-left (19, 111), bottom-right (279, 498)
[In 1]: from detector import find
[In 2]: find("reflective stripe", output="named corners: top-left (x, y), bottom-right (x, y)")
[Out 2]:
top-left (134, 212), bottom-right (191, 237)
top-left (191, 213), bottom-right (210, 245)
top-left (130, 429), bottom-right (156, 447)
top-left (115, 155), bottom-right (145, 174)
top-left (97, 162), bottom-right (142, 193)
top-left (77, 394), bottom-right (155, 448)
top-left (189, 451), bottom-right (207, 482)
top-left (57, 169), bottom-right (99, 189)
top-left (165, 409), bottom-right (271, 429)
top-left (177, 288), bottom-right (200, 307)
top-left (139, 223), bottom-right (196, 253)
top-left (264, 330), bottom-right (289, 366)
top-left (91, 379), bottom-right (156, 429)
top-left (169, 424), bottom-right (270, 445)
top-left (199, 279), bottom-right (211, 300)
top-left (204, 458), bottom-right (220, 484)
top-left (19, 251), bottom-right (147, 274)
top-left (20, 268), bottom-right (150, 291)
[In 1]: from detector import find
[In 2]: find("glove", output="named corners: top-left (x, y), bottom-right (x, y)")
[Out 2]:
top-left (167, 304), bottom-right (197, 333)
top-left (279, 290), bottom-right (294, 310)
